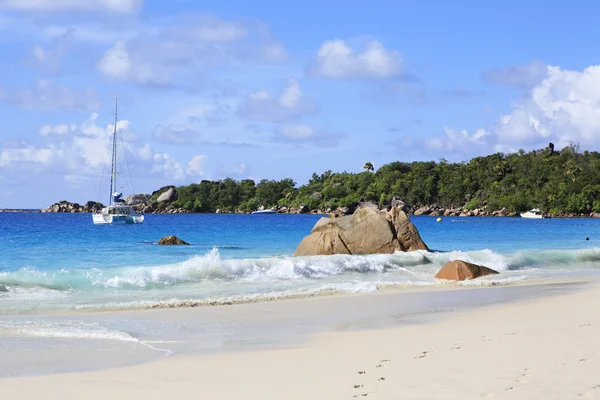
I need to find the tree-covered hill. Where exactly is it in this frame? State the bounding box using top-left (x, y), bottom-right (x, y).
top-left (151, 143), bottom-right (600, 215)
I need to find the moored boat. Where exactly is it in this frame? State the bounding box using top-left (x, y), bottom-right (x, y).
top-left (520, 208), bottom-right (545, 219)
top-left (92, 99), bottom-right (144, 225)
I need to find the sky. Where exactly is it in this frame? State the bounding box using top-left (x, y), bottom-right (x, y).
top-left (1, 0), bottom-right (600, 208)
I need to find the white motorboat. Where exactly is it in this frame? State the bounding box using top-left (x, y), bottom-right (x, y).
top-left (251, 206), bottom-right (277, 214)
top-left (92, 99), bottom-right (144, 225)
top-left (520, 208), bottom-right (545, 219)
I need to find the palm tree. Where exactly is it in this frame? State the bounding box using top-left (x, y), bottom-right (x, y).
top-left (363, 162), bottom-right (374, 172)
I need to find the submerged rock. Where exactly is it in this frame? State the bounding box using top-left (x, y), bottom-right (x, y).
top-left (294, 205), bottom-right (429, 256)
top-left (435, 260), bottom-right (499, 281)
top-left (157, 235), bottom-right (189, 245)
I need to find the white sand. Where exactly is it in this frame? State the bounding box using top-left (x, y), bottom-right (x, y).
top-left (1, 282), bottom-right (599, 399)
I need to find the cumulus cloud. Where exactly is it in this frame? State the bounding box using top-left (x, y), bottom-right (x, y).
top-left (96, 15), bottom-right (286, 87)
top-left (0, 0), bottom-right (143, 14)
top-left (307, 39), bottom-right (402, 79)
top-left (0, 80), bottom-right (101, 111)
top-left (273, 124), bottom-right (346, 148)
top-left (39, 123), bottom-right (76, 137)
top-left (186, 154), bottom-right (208, 177)
top-left (426, 126), bottom-right (490, 154)
top-left (431, 63), bottom-right (600, 157)
top-left (97, 40), bottom-right (170, 86)
top-left (483, 61), bottom-right (548, 89)
top-left (0, 113), bottom-right (184, 184)
top-left (237, 78), bottom-right (317, 122)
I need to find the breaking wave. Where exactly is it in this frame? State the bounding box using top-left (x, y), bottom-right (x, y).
top-left (1, 247), bottom-right (599, 311)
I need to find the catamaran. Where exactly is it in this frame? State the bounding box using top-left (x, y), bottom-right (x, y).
top-left (92, 99), bottom-right (144, 225)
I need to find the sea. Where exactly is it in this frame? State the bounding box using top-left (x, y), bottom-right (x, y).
top-left (1, 212), bottom-right (599, 376)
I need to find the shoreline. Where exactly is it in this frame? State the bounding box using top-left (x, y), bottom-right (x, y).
top-left (0, 276), bottom-right (595, 379)
top-left (1, 276), bottom-right (598, 398)
top-left (4, 208), bottom-right (600, 219)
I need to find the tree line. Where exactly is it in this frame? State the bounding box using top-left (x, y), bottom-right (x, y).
top-left (153, 144), bottom-right (600, 214)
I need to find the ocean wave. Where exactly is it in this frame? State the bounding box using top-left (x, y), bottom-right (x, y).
top-left (0, 247), bottom-right (598, 296)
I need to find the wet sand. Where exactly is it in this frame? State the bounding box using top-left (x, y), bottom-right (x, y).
top-left (1, 278), bottom-right (599, 398)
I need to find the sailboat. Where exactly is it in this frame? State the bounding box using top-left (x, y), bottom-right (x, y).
top-left (92, 99), bottom-right (144, 225)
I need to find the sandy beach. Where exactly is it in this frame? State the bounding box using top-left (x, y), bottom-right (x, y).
top-left (1, 279), bottom-right (599, 399)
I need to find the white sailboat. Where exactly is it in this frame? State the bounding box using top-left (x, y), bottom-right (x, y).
top-left (520, 208), bottom-right (545, 219)
top-left (92, 99), bottom-right (144, 225)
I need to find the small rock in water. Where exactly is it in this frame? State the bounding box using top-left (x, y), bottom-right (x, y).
top-left (157, 235), bottom-right (190, 245)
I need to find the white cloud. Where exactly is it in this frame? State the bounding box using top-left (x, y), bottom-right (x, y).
top-left (0, 113), bottom-right (185, 184)
top-left (433, 63), bottom-right (600, 157)
top-left (186, 155), bottom-right (208, 177)
top-left (0, 0), bottom-right (143, 14)
top-left (97, 40), bottom-right (170, 86)
top-left (151, 153), bottom-right (184, 181)
top-left (95, 15), bottom-right (286, 87)
top-left (492, 64), bottom-right (600, 149)
top-left (2, 80), bottom-right (100, 111)
top-left (39, 123), bottom-right (76, 136)
top-left (237, 78), bottom-right (317, 122)
top-left (426, 126), bottom-right (490, 153)
top-left (307, 39), bottom-right (402, 79)
top-left (274, 123), bottom-right (345, 148)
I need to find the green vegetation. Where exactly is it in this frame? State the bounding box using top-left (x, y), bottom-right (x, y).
top-left (157, 144), bottom-right (600, 214)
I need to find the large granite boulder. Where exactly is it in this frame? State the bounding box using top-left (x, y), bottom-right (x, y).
top-left (157, 188), bottom-right (177, 203)
top-left (157, 235), bottom-right (189, 245)
top-left (125, 194), bottom-right (150, 206)
top-left (294, 206), bottom-right (429, 256)
top-left (435, 260), bottom-right (499, 281)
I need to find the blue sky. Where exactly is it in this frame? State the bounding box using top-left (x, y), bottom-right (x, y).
top-left (1, 0), bottom-right (600, 208)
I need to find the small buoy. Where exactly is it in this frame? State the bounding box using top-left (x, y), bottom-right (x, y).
top-left (436, 217), bottom-right (442, 223)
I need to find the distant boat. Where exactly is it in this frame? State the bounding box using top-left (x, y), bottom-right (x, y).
top-left (92, 99), bottom-right (144, 225)
top-left (520, 208), bottom-right (545, 219)
top-left (252, 206), bottom-right (277, 215)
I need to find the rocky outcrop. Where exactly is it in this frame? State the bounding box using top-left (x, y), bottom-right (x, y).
top-left (294, 206), bottom-right (429, 256)
top-left (434, 260), bottom-right (499, 281)
top-left (125, 194), bottom-right (150, 206)
top-left (157, 235), bottom-right (189, 245)
top-left (41, 200), bottom-right (103, 213)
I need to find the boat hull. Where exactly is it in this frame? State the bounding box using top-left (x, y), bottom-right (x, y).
top-left (92, 206), bottom-right (144, 225)
top-left (251, 210), bottom-right (277, 214)
top-left (520, 212), bottom-right (544, 219)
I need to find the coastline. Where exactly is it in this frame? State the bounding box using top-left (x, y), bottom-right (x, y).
top-left (4, 205), bottom-right (600, 218)
top-left (1, 277), bottom-right (598, 398)
top-left (0, 276), bottom-right (597, 385)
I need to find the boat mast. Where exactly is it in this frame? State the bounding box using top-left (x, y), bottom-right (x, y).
top-left (109, 98), bottom-right (118, 206)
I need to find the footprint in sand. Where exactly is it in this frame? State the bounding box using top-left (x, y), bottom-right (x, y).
top-left (451, 343), bottom-right (462, 350)
top-left (358, 371), bottom-right (367, 374)
top-left (580, 324), bottom-right (591, 327)
top-left (354, 384), bottom-right (364, 389)
top-left (375, 364), bottom-right (382, 368)
top-left (414, 351), bottom-right (430, 359)
top-left (381, 359), bottom-right (391, 362)
top-left (378, 377), bottom-right (386, 381)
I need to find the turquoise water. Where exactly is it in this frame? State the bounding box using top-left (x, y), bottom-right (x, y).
top-left (1, 212), bottom-right (600, 314)
top-left (1, 212), bottom-right (600, 376)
